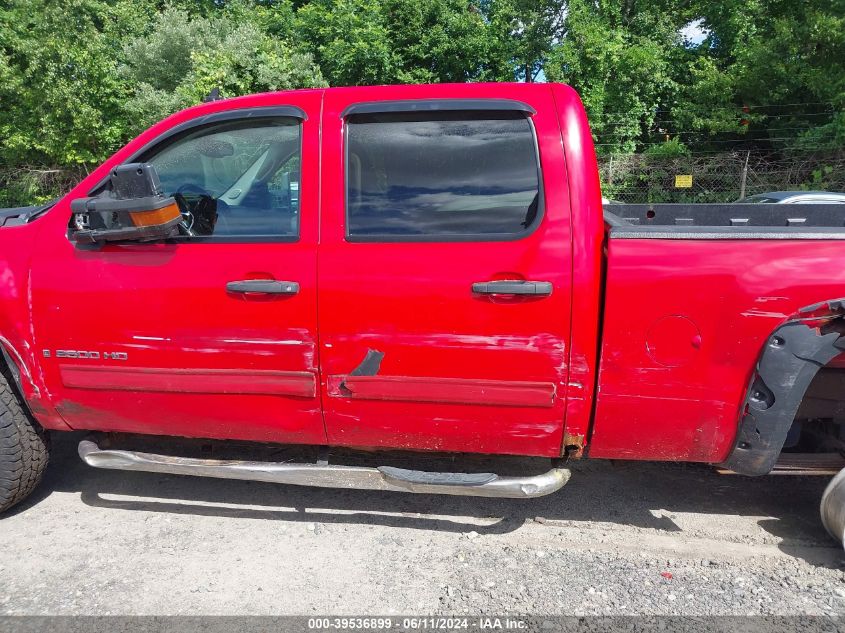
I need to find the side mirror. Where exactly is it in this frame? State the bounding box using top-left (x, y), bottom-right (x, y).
top-left (70, 163), bottom-right (182, 244)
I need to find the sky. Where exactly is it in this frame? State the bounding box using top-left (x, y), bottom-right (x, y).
top-left (681, 19), bottom-right (709, 46)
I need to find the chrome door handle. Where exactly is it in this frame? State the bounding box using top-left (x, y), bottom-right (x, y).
top-left (226, 280), bottom-right (300, 295)
top-left (471, 280), bottom-right (553, 296)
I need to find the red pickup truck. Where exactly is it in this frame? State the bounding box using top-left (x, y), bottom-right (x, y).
top-left (3, 83), bottom-right (845, 538)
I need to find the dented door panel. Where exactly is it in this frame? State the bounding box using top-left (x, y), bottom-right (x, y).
top-left (318, 84), bottom-right (573, 457)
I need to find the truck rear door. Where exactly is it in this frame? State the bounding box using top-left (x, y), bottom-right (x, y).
top-left (318, 85), bottom-right (573, 457)
top-left (30, 92), bottom-right (326, 445)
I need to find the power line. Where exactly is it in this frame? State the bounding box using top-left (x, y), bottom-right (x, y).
top-left (594, 127), bottom-right (833, 140)
top-left (593, 111), bottom-right (839, 125)
top-left (740, 102), bottom-right (838, 110)
top-left (594, 136), bottom-right (826, 147)
top-left (596, 148), bottom-right (845, 157)
top-left (592, 102), bottom-right (838, 117)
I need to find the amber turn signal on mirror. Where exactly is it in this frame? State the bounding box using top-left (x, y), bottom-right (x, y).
top-left (128, 201), bottom-right (182, 227)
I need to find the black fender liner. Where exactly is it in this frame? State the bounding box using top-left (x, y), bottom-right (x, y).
top-left (0, 345), bottom-right (22, 390)
top-left (720, 318), bottom-right (845, 476)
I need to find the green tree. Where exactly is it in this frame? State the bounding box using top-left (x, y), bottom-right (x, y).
top-left (545, 0), bottom-right (688, 152)
top-left (1, 0), bottom-right (843, 207)
top-left (295, 0), bottom-right (399, 85)
top-left (484, 0), bottom-right (566, 82)
top-left (698, 0), bottom-right (845, 150)
top-left (294, 0), bottom-right (499, 85)
top-left (0, 0), bottom-right (132, 165)
top-left (380, 0), bottom-right (498, 83)
top-left (121, 6), bottom-right (326, 133)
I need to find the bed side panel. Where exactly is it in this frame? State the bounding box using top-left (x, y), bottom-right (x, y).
top-left (590, 237), bottom-right (845, 462)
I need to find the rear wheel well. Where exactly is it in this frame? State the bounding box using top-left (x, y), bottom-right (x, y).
top-left (720, 316), bottom-right (845, 475)
top-left (786, 365), bottom-right (845, 463)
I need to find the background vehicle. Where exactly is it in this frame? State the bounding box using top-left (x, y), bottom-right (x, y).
top-left (3, 83), bottom-right (845, 544)
top-left (741, 191), bottom-right (845, 204)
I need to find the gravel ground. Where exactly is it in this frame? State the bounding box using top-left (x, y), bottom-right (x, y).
top-left (1, 431), bottom-right (844, 616)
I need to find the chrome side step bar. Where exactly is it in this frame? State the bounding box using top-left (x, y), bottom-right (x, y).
top-left (78, 440), bottom-right (570, 498)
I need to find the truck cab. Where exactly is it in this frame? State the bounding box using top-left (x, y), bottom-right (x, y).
top-left (11, 83), bottom-right (601, 459)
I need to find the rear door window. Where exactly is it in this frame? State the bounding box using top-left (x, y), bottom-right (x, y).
top-left (345, 112), bottom-right (541, 241)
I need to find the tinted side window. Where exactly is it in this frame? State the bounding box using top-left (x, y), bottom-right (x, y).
top-left (144, 117), bottom-right (301, 239)
top-left (346, 112), bottom-right (541, 240)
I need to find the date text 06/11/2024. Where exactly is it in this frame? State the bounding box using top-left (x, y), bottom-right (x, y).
top-left (306, 617), bottom-right (528, 630)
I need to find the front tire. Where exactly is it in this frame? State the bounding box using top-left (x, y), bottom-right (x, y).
top-left (0, 367), bottom-right (49, 514)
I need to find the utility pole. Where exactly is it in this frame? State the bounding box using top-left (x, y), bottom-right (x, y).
top-left (739, 150), bottom-right (751, 200)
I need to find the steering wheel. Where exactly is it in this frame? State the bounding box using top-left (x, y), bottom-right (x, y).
top-left (174, 184), bottom-right (213, 233)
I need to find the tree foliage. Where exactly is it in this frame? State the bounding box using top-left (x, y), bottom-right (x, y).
top-left (0, 0), bottom-right (132, 165)
top-left (0, 0), bottom-right (842, 205)
top-left (122, 7), bottom-right (325, 132)
top-left (295, 0), bottom-right (501, 85)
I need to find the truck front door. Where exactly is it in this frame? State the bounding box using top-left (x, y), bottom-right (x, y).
top-left (30, 93), bottom-right (326, 445)
top-left (318, 85), bottom-right (573, 457)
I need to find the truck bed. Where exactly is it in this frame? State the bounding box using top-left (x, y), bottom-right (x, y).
top-left (591, 202), bottom-right (845, 465)
top-left (605, 203), bottom-right (845, 239)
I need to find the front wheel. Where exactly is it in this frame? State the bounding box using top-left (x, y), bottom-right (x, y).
top-left (0, 367), bottom-right (49, 514)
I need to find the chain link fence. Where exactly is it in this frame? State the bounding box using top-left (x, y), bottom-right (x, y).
top-left (598, 150), bottom-right (845, 203)
top-left (2, 150), bottom-right (845, 208)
